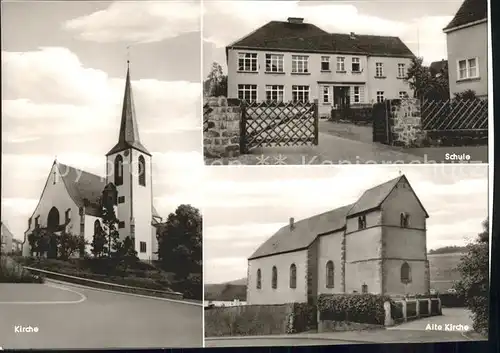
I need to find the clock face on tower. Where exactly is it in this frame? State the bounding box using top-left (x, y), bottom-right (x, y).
top-left (124, 150), bottom-right (129, 156)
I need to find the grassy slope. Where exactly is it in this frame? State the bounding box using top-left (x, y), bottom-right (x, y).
top-left (205, 253), bottom-right (466, 300)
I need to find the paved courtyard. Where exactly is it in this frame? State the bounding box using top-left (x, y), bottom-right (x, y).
top-left (205, 121), bottom-right (487, 165)
top-left (0, 280), bottom-right (203, 349)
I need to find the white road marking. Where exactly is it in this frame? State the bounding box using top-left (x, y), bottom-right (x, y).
top-left (0, 283), bottom-right (87, 305)
top-left (45, 278), bottom-right (203, 307)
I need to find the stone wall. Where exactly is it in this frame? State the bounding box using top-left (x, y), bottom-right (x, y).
top-left (203, 96), bottom-right (241, 159)
top-left (389, 98), bottom-right (426, 147)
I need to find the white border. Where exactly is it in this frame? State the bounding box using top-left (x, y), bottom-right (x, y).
top-left (200, 0), bottom-right (206, 348)
top-left (487, 0), bottom-right (493, 276)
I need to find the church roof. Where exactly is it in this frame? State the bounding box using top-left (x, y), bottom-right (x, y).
top-left (248, 175), bottom-right (428, 260)
top-left (106, 64), bottom-right (151, 157)
top-left (57, 162), bottom-right (161, 219)
top-left (248, 204), bottom-right (353, 260)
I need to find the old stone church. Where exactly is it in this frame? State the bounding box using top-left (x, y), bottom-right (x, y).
top-left (247, 175), bottom-right (431, 305)
top-left (21, 64), bottom-right (162, 261)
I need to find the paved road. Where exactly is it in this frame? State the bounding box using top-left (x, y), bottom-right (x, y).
top-left (0, 280), bottom-right (203, 349)
top-left (206, 308), bottom-right (485, 348)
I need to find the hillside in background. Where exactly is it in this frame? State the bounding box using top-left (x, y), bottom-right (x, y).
top-left (205, 250), bottom-right (467, 300)
top-left (205, 278), bottom-right (246, 301)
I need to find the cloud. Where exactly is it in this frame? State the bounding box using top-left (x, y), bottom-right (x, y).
top-left (64, 1), bottom-right (201, 44)
top-left (203, 1), bottom-right (452, 64)
top-left (2, 47), bottom-right (200, 142)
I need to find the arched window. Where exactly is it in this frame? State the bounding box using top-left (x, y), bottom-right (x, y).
top-left (114, 155), bottom-right (123, 186)
top-left (47, 207), bottom-right (60, 230)
top-left (289, 264), bottom-right (297, 289)
top-left (271, 266), bottom-right (278, 289)
top-left (94, 220), bottom-right (101, 235)
top-left (326, 261), bottom-right (334, 288)
top-left (400, 212), bottom-right (409, 228)
top-left (401, 262), bottom-right (411, 283)
top-left (256, 269), bottom-right (261, 289)
top-left (138, 155), bottom-right (146, 187)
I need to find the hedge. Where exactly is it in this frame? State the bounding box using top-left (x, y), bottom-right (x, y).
top-left (318, 294), bottom-right (388, 325)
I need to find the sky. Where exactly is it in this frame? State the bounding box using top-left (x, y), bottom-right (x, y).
top-left (1, 1), bottom-right (203, 240)
top-left (203, 165), bottom-right (489, 284)
top-left (203, 0), bottom-right (464, 76)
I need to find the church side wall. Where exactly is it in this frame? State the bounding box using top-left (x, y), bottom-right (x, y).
top-left (247, 250), bottom-right (308, 305)
top-left (381, 178), bottom-right (429, 294)
top-left (84, 215), bottom-right (101, 255)
top-left (317, 229), bottom-right (344, 295)
top-left (131, 149), bottom-right (153, 261)
top-left (23, 163), bottom-right (80, 256)
top-left (344, 211), bottom-right (383, 294)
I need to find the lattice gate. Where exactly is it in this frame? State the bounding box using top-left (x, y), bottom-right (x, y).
top-left (240, 100), bottom-right (319, 153)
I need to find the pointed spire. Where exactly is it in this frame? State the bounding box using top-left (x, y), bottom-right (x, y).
top-left (106, 61), bottom-right (150, 156)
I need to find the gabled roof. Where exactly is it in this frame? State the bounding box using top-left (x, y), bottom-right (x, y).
top-left (429, 60), bottom-right (448, 76)
top-left (249, 175), bottom-right (429, 260)
top-left (106, 64), bottom-right (151, 157)
top-left (58, 163), bottom-right (106, 217)
top-left (443, 0), bottom-right (487, 32)
top-left (228, 20), bottom-right (414, 58)
top-left (248, 204), bottom-right (353, 260)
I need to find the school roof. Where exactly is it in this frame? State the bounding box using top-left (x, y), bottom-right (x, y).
top-left (228, 20), bottom-right (415, 58)
top-left (443, 0), bottom-right (487, 32)
top-left (248, 175), bottom-right (428, 260)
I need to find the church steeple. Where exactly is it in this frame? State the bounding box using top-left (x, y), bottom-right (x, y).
top-left (106, 61), bottom-right (151, 156)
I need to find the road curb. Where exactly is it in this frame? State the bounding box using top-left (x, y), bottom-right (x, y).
top-left (41, 278), bottom-right (203, 307)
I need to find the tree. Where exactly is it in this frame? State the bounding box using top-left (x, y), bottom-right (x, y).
top-left (157, 204), bottom-right (202, 281)
top-left (405, 57), bottom-right (449, 101)
top-left (454, 218), bottom-right (489, 335)
top-left (91, 223), bottom-right (107, 258)
top-left (58, 231), bottom-right (86, 260)
top-left (204, 62), bottom-right (227, 97)
top-left (100, 187), bottom-right (121, 258)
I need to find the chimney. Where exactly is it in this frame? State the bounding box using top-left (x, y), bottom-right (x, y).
top-left (287, 17), bottom-right (304, 24)
top-left (350, 32), bottom-right (356, 39)
top-left (289, 217), bottom-right (295, 230)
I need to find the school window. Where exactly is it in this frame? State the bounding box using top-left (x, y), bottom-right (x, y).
top-left (140, 241), bottom-right (146, 253)
top-left (321, 56), bottom-right (330, 71)
top-left (265, 54), bottom-right (284, 72)
top-left (118, 196), bottom-right (125, 204)
top-left (118, 221), bottom-right (125, 229)
top-left (376, 91), bottom-right (385, 103)
top-left (292, 85), bottom-right (310, 103)
top-left (398, 63), bottom-right (406, 78)
top-left (237, 84), bottom-right (257, 103)
top-left (322, 86), bottom-right (331, 104)
top-left (265, 85), bottom-right (284, 102)
top-left (399, 91), bottom-right (408, 99)
top-left (358, 215), bottom-right (366, 230)
top-left (458, 58), bottom-right (478, 79)
top-left (291, 55), bottom-right (309, 73)
top-left (238, 52), bottom-right (258, 72)
top-left (336, 57), bottom-right (345, 72)
top-left (353, 86), bottom-right (360, 103)
top-left (352, 57), bottom-right (361, 72)
top-left (375, 62), bottom-right (384, 77)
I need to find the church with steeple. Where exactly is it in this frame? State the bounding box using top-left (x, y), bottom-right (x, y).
top-left (22, 63), bottom-right (162, 261)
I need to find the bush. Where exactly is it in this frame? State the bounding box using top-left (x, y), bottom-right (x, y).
top-left (391, 302), bottom-right (404, 321)
top-left (287, 303), bottom-right (317, 333)
top-left (171, 272), bottom-right (202, 300)
top-left (0, 257), bottom-right (45, 284)
top-left (318, 294), bottom-right (388, 325)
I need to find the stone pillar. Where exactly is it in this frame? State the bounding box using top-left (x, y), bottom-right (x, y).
top-left (203, 96), bottom-right (241, 159)
top-left (383, 301), bottom-right (395, 327)
top-left (389, 98), bottom-right (425, 147)
top-left (402, 300), bottom-right (408, 322)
